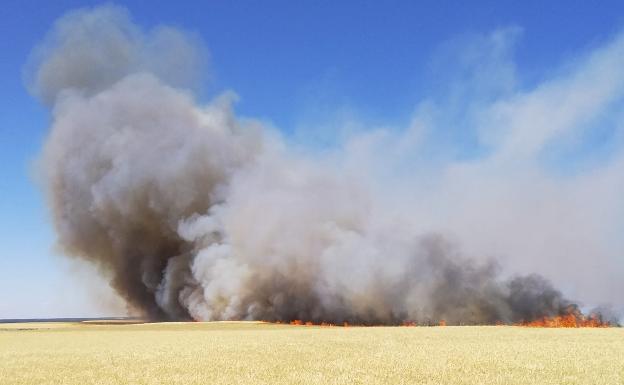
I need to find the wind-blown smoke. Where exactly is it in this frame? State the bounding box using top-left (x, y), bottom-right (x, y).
top-left (30, 5), bottom-right (623, 324)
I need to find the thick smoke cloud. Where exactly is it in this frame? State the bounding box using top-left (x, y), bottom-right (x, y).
top-left (30, 5), bottom-right (623, 323)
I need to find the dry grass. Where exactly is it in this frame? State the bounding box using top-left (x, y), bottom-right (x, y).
top-left (0, 321), bottom-right (622, 384)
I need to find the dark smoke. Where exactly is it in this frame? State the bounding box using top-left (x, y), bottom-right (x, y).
top-left (28, 5), bottom-right (617, 324)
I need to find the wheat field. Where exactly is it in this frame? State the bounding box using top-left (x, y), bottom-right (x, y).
top-left (0, 321), bottom-right (622, 385)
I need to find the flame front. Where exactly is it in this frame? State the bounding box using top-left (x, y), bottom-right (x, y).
top-left (278, 307), bottom-right (615, 328)
top-left (515, 307), bottom-right (612, 328)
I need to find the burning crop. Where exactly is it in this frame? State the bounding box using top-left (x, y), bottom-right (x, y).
top-left (516, 306), bottom-right (614, 328)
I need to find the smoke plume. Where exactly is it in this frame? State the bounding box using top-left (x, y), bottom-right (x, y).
top-left (29, 5), bottom-right (623, 324)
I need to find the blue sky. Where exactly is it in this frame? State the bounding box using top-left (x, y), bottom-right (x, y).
top-left (2, 1), bottom-right (624, 318)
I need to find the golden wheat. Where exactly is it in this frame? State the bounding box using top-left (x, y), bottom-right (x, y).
top-left (0, 322), bottom-right (622, 384)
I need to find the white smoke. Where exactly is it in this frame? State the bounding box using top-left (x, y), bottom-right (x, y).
top-left (25, 5), bottom-right (206, 106)
top-left (29, 5), bottom-right (624, 323)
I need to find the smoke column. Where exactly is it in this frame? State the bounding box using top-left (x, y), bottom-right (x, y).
top-left (28, 5), bottom-right (623, 324)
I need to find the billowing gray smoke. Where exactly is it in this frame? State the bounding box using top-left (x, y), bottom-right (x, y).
top-left (29, 5), bottom-right (618, 324)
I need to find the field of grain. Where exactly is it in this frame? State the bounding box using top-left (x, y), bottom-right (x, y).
top-left (0, 321), bottom-right (622, 385)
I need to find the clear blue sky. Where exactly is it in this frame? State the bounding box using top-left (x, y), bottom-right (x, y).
top-left (1, 1), bottom-right (624, 318)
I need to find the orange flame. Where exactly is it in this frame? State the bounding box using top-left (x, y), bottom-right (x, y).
top-left (279, 309), bottom-right (613, 328)
top-left (515, 307), bottom-right (611, 328)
